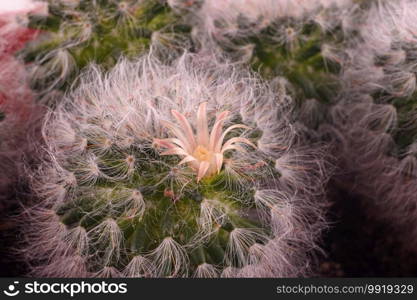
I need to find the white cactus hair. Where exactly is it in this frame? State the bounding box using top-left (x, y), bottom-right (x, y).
top-left (0, 11), bottom-right (44, 207)
top-left (1, 10), bottom-right (44, 280)
top-left (323, 97), bottom-right (417, 251)
top-left (169, 0), bottom-right (356, 57)
top-left (147, 237), bottom-right (189, 277)
top-left (21, 51), bottom-right (328, 277)
top-left (23, 0), bottom-right (190, 98)
top-left (341, 0), bottom-right (417, 99)
top-left (123, 255), bottom-right (155, 278)
top-left (20, 208), bottom-right (90, 277)
top-left (193, 262), bottom-right (219, 278)
top-left (29, 47), bottom-right (77, 94)
top-left (317, 0), bottom-right (417, 252)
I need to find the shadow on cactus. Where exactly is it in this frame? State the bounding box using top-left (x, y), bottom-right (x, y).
top-left (22, 53), bottom-right (327, 277)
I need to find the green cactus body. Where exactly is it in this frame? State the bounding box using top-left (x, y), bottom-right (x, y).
top-left (248, 20), bottom-right (340, 105)
top-left (239, 18), bottom-right (343, 132)
top-left (55, 127), bottom-right (273, 276)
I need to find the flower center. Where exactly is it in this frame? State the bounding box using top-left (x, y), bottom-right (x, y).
top-left (193, 145), bottom-right (212, 162)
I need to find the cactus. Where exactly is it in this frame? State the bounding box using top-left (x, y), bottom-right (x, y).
top-left (0, 1), bottom-right (46, 276)
top-left (23, 0), bottom-right (190, 98)
top-left (339, 0), bottom-right (417, 151)
top-left (22, 53), bottom-right (327, 277)
top-left (320, 0), bottom-right (417, 251)
top-left (169, 0), bottom-right (358, 131)
top-left (0, 1), bottom-right (45, 203)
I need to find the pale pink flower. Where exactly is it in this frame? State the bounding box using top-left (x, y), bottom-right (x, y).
top-left (153, 102), bottom-right (256, 182)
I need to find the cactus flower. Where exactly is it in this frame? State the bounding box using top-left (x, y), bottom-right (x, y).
top-left (153, 102), bottom-right (255, 182)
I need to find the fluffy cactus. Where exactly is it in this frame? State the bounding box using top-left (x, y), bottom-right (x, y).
top-left (0, 0), bottom-right (46, 276)
top-left (321, 0), bottom-right (417, 250)
top-left (340, 0), bottom-right (417, 151)
top-left (22, 53), bottom-right (327, 277)
top-left (0, 0), bottom-right (46, 203)
top-left (170, 0), bottom-right (356, 120)
top-left (23, 0), bottom-right (190, 97)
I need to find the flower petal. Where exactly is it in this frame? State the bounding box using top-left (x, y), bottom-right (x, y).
top-left (171, 109), bottom-right (196, 148)
top-left (214, 153), bottom-right (223, 173)
top-left (221, 144), bottom-right (246, 154)
top-left (197, 161), bottom-right (210, 182)
top-left (178, 156), bottom-right (197, 165)
top-left (160, 120), bottom-right (193, 153)
top-left (196, 102), bottom-right (210, 147)
top-left (163, 138), bottom-right (189, 151)
top-left (153, 138), bottom-right (176, 149)
top-left (161, 147), bottom-right (189, 157)
top-left (221, 137), bottom-right (257, 153)
top-left (209, 110), bottom-right (229, 150)
top-left (215, 124), bottom-right (251, 153)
